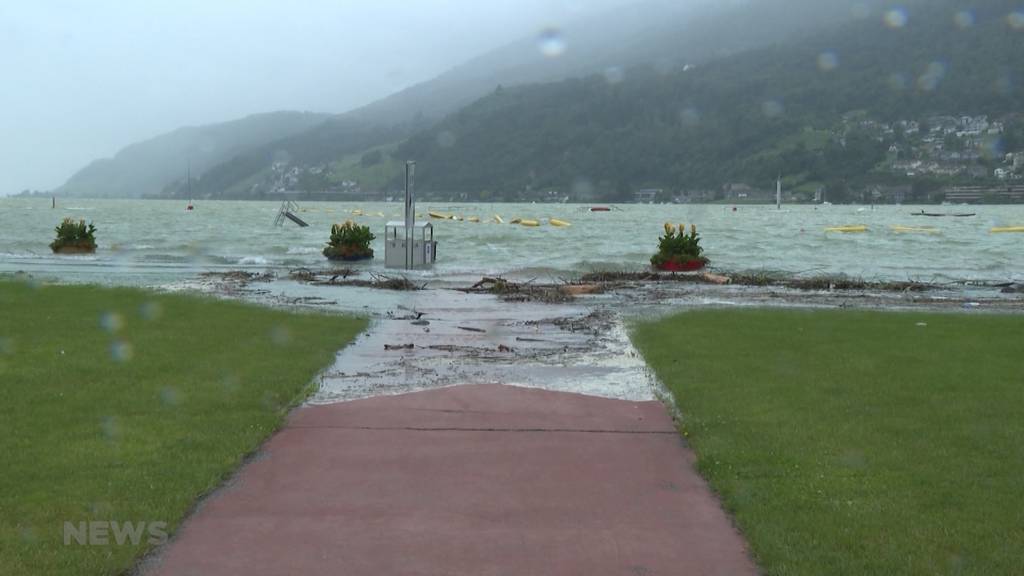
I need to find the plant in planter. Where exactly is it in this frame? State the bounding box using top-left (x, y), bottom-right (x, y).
top-left (651, 223), bottom-right (709, 272)
top-left (50, 218), bottom-right (98, 254)
top-left (323, 220), bottom-right (375, 261)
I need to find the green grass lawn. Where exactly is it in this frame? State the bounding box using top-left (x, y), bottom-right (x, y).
top-left (633, 309), bottom-right (1024, 576)
top-left (0, 280), bottom-right (367, 575)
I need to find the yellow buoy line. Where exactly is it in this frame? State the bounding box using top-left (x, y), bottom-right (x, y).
top-left (306, 208), bottom-right (1023, 235)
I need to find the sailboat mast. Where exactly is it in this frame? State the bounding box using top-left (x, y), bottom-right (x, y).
top-left (776, 176), bottom-right (782, 210)
top-left (187, 160), bottom-right (192, 200)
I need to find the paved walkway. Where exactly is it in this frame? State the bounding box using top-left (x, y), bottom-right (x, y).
top-left (143, 385), bottom-right (756, 575)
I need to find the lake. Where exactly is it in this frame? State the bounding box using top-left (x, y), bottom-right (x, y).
top-left (2, 198), bottom-right (1022, 287)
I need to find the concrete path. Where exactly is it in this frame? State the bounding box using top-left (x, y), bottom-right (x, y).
top-left (143, 385), bottom-right (756, 576)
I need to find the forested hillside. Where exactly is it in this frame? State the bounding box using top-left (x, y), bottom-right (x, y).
top-left (398, 0), bottom-right (1024, 200)
top-left (57, 112), bottom-right (330, 198)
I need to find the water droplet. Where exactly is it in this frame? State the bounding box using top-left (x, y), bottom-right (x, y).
top-left (1009, 11), bottom-right (1024, 29)
top-left (887, 73), bottom-right (908, 91)
top-left (679, 106), bottom-right (701, 127)
top-left (817, 51), bottom-right (839, 72)
top-left (270, 326), bottom-right (292, 346)
top-left (139, 301), bottom-right (163, 321)
top-left (436, 131), bottom-right (456, 148)
top-left (994, 73), bottom-right (1013, 96)
top-left (761, 100), bottom-right (784, 118)
top-left (953, 10), bottom-right (974, 28)
top-left (537, 27), bottom-right (566, 58)
top-left (99, 312), bottom-right (124, 334)
top-left (571, 177), bottom-right (594, 198)
top-left (850, 3), bottom-right (871, 19)
top-left (917, 61), bottom-right (946, 91)
top-left (981, 136), bottom-right (1004, 159)
top-left (19, 525), bottom-right (37, 544)
top-left (110, 341), bottom-right (134, 363)
top-left (603, 66), bottom-right (624, 85)
top-left (160, 387), bottom-right (182, 407)
top-left (221, 372), bottom-right (241, 394)
top-left (100, 416), bottom-right (121, 442)
top-left (884, 9), bottom-right (908, 28)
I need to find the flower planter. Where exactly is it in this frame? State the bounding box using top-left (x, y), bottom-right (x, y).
top-left (656, 260), bottom-right (706, 272)
top-left (51, 244), bottom-right (96, 255)
top-left (323, 245), bottom-right (374, 262)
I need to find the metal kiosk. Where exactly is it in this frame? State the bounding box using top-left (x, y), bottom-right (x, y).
top-left (384, 221), bottom-right (436, 269)
top-left (384, 161), bottom-right (437, 270)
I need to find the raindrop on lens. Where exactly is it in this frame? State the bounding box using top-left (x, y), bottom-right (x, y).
top-left (537, 27), bottom-right (566, 58)
top-left (994, 74), bottom-right (1013, 96)
top-left (884, 9), bottom-right (908, 28)
top-left (953, 11), bottom-right (974, 28)
top-left (761, 100), bottom-right (784, 118)
top-left (571, 177), bottom-right (594, 198)
top-left (160, 387), bottom-right (182, 407)
top-left (100, 416), bottom-right (121, 442)
top-left (850, 3), bottom-right (871, 19)
top-left (917, 61), bottom-right (946, 91)
top-left (887, 73), bottom-right (908, 91)
top-left (19, 526), bottom-right (37, 544)
top-left (270, 326), bottom-right (292, 346)
top-left (603, 66), bottom-right (624, 84)
top-left (1009, 11), bottom-right (1024, 29)
top-left (110, 341), bottom-right (134, 363)
top-left (679, 107), bottom-right (701, 127)
top-left (139, 301), bottom-right (163, 321)
top-left (436, 131), bottom-right (456, 148)
top-left (99, 312), bottom-right (124, 334)
top-left (817, 52), bottom-right (839, 72)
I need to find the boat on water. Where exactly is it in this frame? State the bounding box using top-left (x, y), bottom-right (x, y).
top-left (590, 207), bottom-right (612, 212)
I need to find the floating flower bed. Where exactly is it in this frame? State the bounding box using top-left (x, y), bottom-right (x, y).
top-left (651, 222), bottom-right (708, 272)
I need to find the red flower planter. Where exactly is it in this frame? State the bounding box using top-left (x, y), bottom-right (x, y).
top-left (656, 260), bottom-right (706, 272)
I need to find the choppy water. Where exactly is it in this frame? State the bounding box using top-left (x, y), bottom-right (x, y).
top-left (2, 197), bottom-right (1022, 286)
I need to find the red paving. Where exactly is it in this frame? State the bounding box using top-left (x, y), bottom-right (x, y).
top-left (143, 385), bottom-right (757, 576)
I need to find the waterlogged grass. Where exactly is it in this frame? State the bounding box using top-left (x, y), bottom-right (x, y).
top-left (633, 309), bottom-right (1024, 576)
top-left (0, 280), bottom-right (367, 575)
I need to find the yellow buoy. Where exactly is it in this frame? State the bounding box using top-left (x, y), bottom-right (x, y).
top-left (494, 215), bottom-right (504, 224)
top-left (891, 225), bottom-right (939, 234)
top-left (467, 216), bottom-right (481, 223)
top-left (428, 211), bottom-right (448, 220)
top-left (549, 218), bottom-right (572, 228)
top-left (991, 226), bottom-right (1024, 233)
top-left (351, 209), bottom-right (364, 216)
top-left (825, 225), bottom-right (869, 233)
top-left (519, 219), bottom-right (541, 227)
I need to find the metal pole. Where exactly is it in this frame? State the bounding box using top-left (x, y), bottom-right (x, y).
top-left (405, 161), bottom-right (416, 270)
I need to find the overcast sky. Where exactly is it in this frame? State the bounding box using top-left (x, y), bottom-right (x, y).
top-left (0, 0), bottom-right (639, 194)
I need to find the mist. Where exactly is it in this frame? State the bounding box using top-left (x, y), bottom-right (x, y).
top-left (0, 0), bottom-right (646, 195)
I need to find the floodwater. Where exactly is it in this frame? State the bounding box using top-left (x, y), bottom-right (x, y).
top-left (3, 197), bottom-right (1023, 287)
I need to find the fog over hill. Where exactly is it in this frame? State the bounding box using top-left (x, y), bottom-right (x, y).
top-left (2, 0), bottom-right (638, 195)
